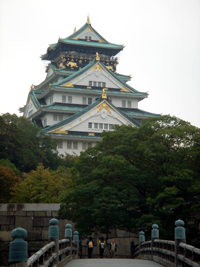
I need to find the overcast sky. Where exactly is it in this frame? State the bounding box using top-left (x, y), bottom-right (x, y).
top-left (0, 0), bottom-right (199, 127)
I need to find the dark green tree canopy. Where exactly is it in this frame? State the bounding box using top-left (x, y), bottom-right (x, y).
top-left (59, 116), bottom-right (200, 244)
top-left (0, 113), bottom-right (60, 172)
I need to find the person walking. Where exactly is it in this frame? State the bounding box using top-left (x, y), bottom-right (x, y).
top-left (86, 236), bottom-right (94, 258)
top-left (109, 239), bottom-right (117, 258)
top-left (98, 237), bottom-right (106, 258)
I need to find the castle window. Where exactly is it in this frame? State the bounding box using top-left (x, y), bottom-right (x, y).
top-left (102, 82), bottom-right (106, 87)
top-left (94, 123), bottom-right (98, 129)
top-left (82, 142), bottom-right (87, 150)
top-left (58, 141), bottom-right (63, 149)
top-left (73, 142), bottom-right (78, 150)
top-left (88, 98), bottom-right (92, 104)
top-left (122, 100), bottom-right (126, 107)
top-left (67, 141), bottom-right (72, 149)
top-left (82, 97), bottom-right (86, 104)
top-left (59, 115), bottom-right (63, 121)
top-left (44, 118), bottom-right (47, 127)
top-left (50, 96), bottom-right (53, 104)
top-left (53, 114), bottom-right (57, 121)
top-left (88, 122), bottom-right (92, 128)
top-left (99, 123), bottom-right (103, 129)
top-left (88, 143), bottom-right (92, 148)
top-left (62, 95), bottom-right (66, 103)
top-left (93, 81), bottom-right (97, 87)
top-left (127, 101), bottom-right (131, 108)
top-left (68, 96), bottom-right (72, 103)
top-left (89, 36), bottom-right (92, 40)
top-left (104, 124), bottom-right (108, 130)
top-left (109, 124), bottom-right (113, 130)
top-left (89, 81), bottom-right (92, 86)
top-left (98, 82), bottom-right (101, 87)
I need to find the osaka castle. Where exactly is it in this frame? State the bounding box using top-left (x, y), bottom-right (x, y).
top-left (20, 16), bottom-right (159, 155)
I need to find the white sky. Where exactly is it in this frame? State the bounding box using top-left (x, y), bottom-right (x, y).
top-left (0, 0), bottom-right (199, 127)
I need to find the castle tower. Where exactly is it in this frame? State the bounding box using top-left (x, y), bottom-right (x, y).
top-left (20, 17), bottom-right (159, 155)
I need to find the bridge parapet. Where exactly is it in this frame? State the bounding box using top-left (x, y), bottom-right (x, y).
top-left (133, 219), bottom-right (200, 267)
top-left (8, 219), bottom-right (80, 267)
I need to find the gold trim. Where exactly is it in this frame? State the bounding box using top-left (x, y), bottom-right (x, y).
top-left (120, 87), bottom-right (131, 92)
top-left (88, 133), bottom-right (95, 136)
top-left (63, 82), bottom-right (74, 87)
top-left (98, 40), bottom-right (103, 43)
top-left (89, 113), bottom-right (91, 116)
top-left (94, 102), bottom-right (114, 114)
top-left (92, 64), bottom-right (103, 72)
top-left (86, 27), bottom-right (92, 32)
top-left (96, 52), bottom-right (100, 61)
top-left (106, 65), bottom-right (113, 71)
top-left (70, 124), bottom-right (72, 127)
top-left (87, 15), bottom-right (91, 24)
top-left (72, 37), bottom-right (78, 40)
top-left (102, 88), bottom-right (107, 99)
top-left (74, 27), bottom-right (76, 33)
top-left (87, 86), bottom-right (92, 89)
top-left (29, 84), bottom-right (34, 92)
top-left (50, 126), bottom-right (68, 134)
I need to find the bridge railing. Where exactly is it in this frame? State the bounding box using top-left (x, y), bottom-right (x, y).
top-left (8, 219), bottom-right (80, 267)
top-left (133, 220), bottom-right (200, 267)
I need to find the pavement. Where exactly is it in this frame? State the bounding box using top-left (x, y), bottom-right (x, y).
top-left (65, 259), bottom-right (163, 267)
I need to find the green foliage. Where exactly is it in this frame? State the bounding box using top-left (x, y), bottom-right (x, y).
top-left (11, 164), bottom-right (71, 203)
top-left (0, 159), bottom-right (20, 175)
top-left (59, 116), bottom-right (200, 243)
top-left (0, 165), bottom-right (22, 203)
top-left (0, 113), bottom-right (60, 172)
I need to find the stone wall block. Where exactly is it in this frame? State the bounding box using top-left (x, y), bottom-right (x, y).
top-left (117, 229), bottom-right (131, 237)
top-left (35, 211), bottom-right (46, 217)
top-left (0, 216), bottom-right (15, 225)
top-left (14, 211), bottom-right (27, 216)
top-left (15, 216), bottom-right (33, 231)
top-left (42, 227), bottom-right (49, 240)
top-left (107, 228), bottom-right (117, 238)
top-left (33, 217), bottom-right (49, 227)
top-left (0, 231), bottom-right (12, 241)
top-left (46, 210), bottom-right (51, 217)
top-left (33, 217), bottom-right (44, 227)
top-left (26, 211), bottom-right (34, 217)
top-left (0, 211), bottom-right (7, 215)
top-left (27, 229), bottom-right (42, 241)
top-left (51, 211), bottom-right (58, 217)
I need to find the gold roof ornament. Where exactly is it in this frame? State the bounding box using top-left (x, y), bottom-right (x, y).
top-left (29, 84), bottom-right (34, 92)
top-left (102, 88), bottom-right (107, 99)
top-left (87, 15), bottom-right (91, 24)
top-left (74, 27), bottom-right (76, 33)
top-left (96, 52), bottom-right (100, 61)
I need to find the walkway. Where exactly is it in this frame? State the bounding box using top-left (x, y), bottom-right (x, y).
top-left (65, 259), bottom-right (163, 267)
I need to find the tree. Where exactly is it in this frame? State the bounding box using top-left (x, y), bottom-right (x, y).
top-left (0, 113), bottom-right (60, 172)
top-left (59, 116), bottom-right (200, 243)
top-left (11, 164), bottom-right (71, 203)
top-left (0, 165), bottom-right (22, 203)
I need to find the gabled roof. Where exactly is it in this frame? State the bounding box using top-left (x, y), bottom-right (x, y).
top-left (65, 22), bottom-right (108, 43)
top-left (42, 97), bottom-right (140, 135)
top-left (51, 58), bottom-right (147, 96)
top-left (41, 20), bottom-right (123, 60)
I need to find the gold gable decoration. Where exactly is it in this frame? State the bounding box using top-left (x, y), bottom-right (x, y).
top-left (63, 82), bottom-right (74, 87)
top-left (50, 127), bottom-right (68, 134)
top-left (92, 64), bottom-right (103, 73)
top-left (120, 86), bottom-right (131, 92)
top-left (94, 102), bottom-right (114, 114)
